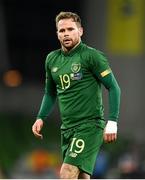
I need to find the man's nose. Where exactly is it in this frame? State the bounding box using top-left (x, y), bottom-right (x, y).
top-left (64, 30), bottom-right (69, 36)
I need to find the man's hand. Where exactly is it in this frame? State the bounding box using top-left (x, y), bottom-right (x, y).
top-left (103, 120), bottom-right (117, 143)
top-left (32, 119), bottom-right (44, 139)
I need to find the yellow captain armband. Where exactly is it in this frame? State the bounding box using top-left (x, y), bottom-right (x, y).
top-left (100, 69), bottom-right (111, 77)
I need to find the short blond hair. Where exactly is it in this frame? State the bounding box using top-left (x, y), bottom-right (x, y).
top-left (55, 11), bottom-right (82, 28)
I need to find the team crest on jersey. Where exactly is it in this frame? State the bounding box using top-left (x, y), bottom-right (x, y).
top-left (51, 67), bottom-right (58, 73)
top-left (71, 63), bottom-right (81, 73)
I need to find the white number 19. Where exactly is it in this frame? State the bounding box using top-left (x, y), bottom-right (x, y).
top-left (70, 138), bottom-right (85, 154)
top-left (59, 74), bottom-right (70, 90)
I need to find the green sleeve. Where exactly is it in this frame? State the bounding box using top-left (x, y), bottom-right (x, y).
top-left (88, 49), bottom-right (121, 121)
top-left (99, 72), bottom-right (121, 122)
top-left (37, 56), bottom-right (57, 121)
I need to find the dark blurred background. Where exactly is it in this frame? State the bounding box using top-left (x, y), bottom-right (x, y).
top-left (0, 0), bottom-right (145, 178)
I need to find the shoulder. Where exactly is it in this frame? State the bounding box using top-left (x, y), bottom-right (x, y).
top-left (81, 43), bottom-right (108, 63)
top-left (86, 45), bottom-right (106, 58)
top-left (45, 49), bottom-right (61, 67)
top-left (46, 49), bottom-right (60, 62)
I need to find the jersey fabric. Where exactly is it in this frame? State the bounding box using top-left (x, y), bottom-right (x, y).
top-left (37, 41), bottom-right (120, 129)
top-left (61, 120), bottom-right (105, 175)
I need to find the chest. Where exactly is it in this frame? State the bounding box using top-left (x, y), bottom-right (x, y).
top-left (49, 55), bottom-right (87, 90)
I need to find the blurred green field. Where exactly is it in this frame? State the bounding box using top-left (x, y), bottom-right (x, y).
top-left (0, 113), bottom-right (60, 171)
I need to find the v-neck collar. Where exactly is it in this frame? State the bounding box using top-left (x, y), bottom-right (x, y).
top-left (61, 41), bottom-right (83, 56)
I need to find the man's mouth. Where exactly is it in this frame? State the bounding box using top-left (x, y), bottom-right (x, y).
top-left (63, 39), bottom-right (71, 43)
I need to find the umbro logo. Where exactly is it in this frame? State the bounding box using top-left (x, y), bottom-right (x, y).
top-left (51, 67), bottom-right (58, 72)
top-left (69, 152), bottom-right (78, 158)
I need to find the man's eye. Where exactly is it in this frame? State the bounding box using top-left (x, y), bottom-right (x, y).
top-left (68, 28), bottom-right (74, 31)
top-left (59, 29), bottom-right (65, 33)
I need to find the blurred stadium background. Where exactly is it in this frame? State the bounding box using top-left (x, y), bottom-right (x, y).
top-left (0, 0), bottom-right (145, 178)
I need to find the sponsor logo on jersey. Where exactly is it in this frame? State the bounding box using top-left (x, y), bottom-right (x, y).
top-left (70, 73), bottom-right (82, 80)
top-left (71, 63), bottom-right (81, 73)
top-left (51, 67), bottom-right (58, 72)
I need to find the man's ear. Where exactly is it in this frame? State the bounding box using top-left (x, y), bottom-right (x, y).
top-left (56, 30), bottom-right (60, 40)
top-left (79, 27), bottom-right (83, 37)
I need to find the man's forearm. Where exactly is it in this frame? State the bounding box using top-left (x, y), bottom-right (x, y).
top-left (100, 72), bottom-right (121, 121)
top-left (37, 93), bottom-right (56, 121)
top-left (108, 81), bottom-right (121, 121)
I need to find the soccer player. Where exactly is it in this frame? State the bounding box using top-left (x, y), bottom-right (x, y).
top-left (32, 11), bottom-right (121, 179)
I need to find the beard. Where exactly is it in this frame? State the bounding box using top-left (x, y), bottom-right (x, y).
top-left (61, 38), bottom-right (79, 51)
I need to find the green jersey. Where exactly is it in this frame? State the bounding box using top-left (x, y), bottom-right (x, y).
top-left (43, 42), bottom-right (116, 129)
